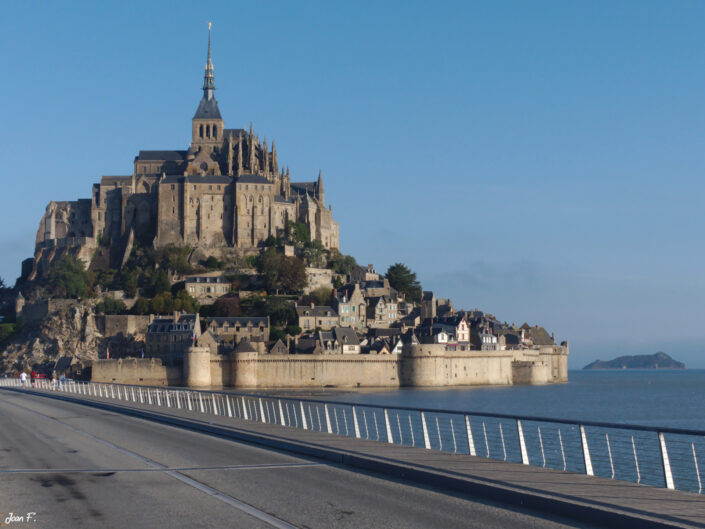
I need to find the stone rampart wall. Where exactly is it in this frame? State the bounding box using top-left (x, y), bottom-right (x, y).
top-left (92, 358), bottom-right (181, 386)
top-left (92, 345), bottom-right (569, 388)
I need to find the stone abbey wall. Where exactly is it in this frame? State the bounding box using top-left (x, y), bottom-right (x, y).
top-left (95, 344), bottom-right (569, 389)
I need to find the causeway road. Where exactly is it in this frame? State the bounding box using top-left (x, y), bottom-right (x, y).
top-left (0, 390), bottom-right (599, 529)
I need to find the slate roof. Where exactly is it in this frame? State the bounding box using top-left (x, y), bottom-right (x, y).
top-left (224, 128), bottom-right (247, 138)
top-left (274, 195), bottom-right (295, 204)
top-left (208, 317), bottom-right (269, 328)
top-left (290, 182), bottom-right (316, 195)
top-left (296, 305), bottom-right (338, 318)
top-left (161, 175), bottom-right (232, 185)
top-left (237, 174), bottom-right (272, 185)
top-left (193, 97), bottom-right (222, 120)
top-left (297, 338), bottom-right (317, 354)
top-left (185, 276), bottom-right (229, 284)
top-left (234, 340), bottom-right (257, 353)
top-left (137, 150), bottom-right (187, 162)
top-left (333, 327), bottom-right (359, 346)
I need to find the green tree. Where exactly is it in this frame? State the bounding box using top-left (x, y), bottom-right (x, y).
top-left (263, 235), bottom-right (279, 248)
top-left (211, 296), bottom-right (241, 317)
top-left (285, 324), bottom-right (302, 336)
top-left (95, 296), bottom-right (127, 315)
top-left (264, 297), bottom-right (296, 327)
top-left (285, 220), bottom-right (310, 245)
top-left (260, 248), bottom-right (285, 293)
top-left (48, 256), bottom-right (92, 298)
top-left (204, 256), bottom-right (223, 269)
top-left (151, 269), bottom-right (171, 296)
top-left (131, 298), bottom-right (151, 315)
top-left (174, 290), bottom-right (199, 313)
top-left (150, 292), bottom-right (175, 314)
top-left (303, 239), bottom-right (326, 268)
top-left (301, 286), bottom-right (332, 306)
top-left (385, 263), bottom-right (422, 303)
top-left (281, 256), bottom-right (306, 293)
top-left (328, 250), bottom-right (357, 276)
top-left (269, 327), bottom-right (286, 343)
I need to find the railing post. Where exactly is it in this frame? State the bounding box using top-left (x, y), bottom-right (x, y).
top-left (299, 401), bottom-right (308, 430)
top-left (659, 432), bottom-right (675, 489)
top-left (147, 388), bottom-right (152, 405)
top-left (324, 404), bottom-right (332, 433)
top-left (131, 387), bottom-right (136, 402)
top-left (517, 419), bottom-right (529, 465)
top-left (226, 396), bottom-right (232, 418)
top-left (352, 406), bottom-right (361, 438)
top-left (465, 415), bottom-right (476, 456)
top-left (211, 394), bottom-right (218, 415)
top-left (420, 411), bottom-right (431, 449)
top-left (580, 425), bottom-right (594, 476)
top-left (155, 389), bottom-right (161, 407)
top-left (259, 398), bottom-right (266, 423)
top-left (241, 397), bottom-right (248, 420)
top-left (279, 400), bottom-right (286, 426)
top-left (165, 391), bottom-right (171, 408)
top-left (186, 391), bottom-right (192, 411)
top-left (384, 409), bottom-right (394, 444)
top-left (199, 392), bottom-right (205, 414)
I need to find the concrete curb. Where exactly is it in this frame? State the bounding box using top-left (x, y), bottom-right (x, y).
top-left (3, 388), bottom-right (699, 529)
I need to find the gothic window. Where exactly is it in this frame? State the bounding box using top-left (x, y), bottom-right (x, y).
top-left (193, 185), bottom-right (196, 190)
top-left (206, 124), bottom-right (211, 138)
top-left (199, 125), bottom-right (204, 138)
top-left (171, 184), bottom-right (175, 190)
top-left (213, 125), bottom-right (217, 139)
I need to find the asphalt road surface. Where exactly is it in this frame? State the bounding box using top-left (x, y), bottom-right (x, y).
top-left (0, 390), bottom-right (601, 529)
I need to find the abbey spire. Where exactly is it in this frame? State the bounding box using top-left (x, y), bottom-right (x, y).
top-left (203, 22), bottom-right (215, 100)
top-left (192, 22), bottom-right (224, 149)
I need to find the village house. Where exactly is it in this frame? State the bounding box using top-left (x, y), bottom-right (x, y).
top-left (349, 264), bottom-right (380, 283)
top-left (296, 304), bottom-right (338, 332)
top-left (365, 295), bottom-right (399, 328)
top-left (333, 284), bottom-right (366, 331)
top-left (205, 316), bottom-right (270, 346)
top-left (317, 327), bottom-right (360, 354)
top-left (183, 275), bottom-right (232, 303)
top-left (145, 312), bottom-right (201, 363)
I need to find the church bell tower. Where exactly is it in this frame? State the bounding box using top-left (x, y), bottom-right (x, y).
top-left (192, 23), bottom-right (225, 151)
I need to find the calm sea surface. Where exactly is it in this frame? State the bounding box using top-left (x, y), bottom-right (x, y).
top-left (256, 370), bottom-right (705, 431)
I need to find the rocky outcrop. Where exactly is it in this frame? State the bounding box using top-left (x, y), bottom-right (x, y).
top-left (0, 300), bottom-right (131, 378)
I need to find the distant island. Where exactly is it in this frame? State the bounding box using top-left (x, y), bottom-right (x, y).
top-left (583, 352), bottom-right (685, 370)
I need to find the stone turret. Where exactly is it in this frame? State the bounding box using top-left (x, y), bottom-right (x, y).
top-left (316, 170), bottom-right (324, 204)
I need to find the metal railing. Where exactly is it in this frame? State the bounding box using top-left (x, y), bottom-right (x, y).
top-left (2, 377), bottom-right (703, 494)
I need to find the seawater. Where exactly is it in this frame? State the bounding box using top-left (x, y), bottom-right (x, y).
top-left (259, 370), bottom-right (705, 431)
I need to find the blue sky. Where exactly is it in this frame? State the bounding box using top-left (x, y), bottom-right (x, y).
top-left (2, 1), bottom-right (705, 368)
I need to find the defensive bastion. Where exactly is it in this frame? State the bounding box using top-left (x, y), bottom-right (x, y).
top-left (92, 343), bottom-right (569, 388)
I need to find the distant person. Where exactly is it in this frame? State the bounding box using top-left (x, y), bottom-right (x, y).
top-left (50, 370), bottom-right (56, 390)
top-left (30, 370), bottom-right (37, 387)
top-left (19, 372), bottom-right (27, 386)
top-left (58, 374), bottom-right (65, 390)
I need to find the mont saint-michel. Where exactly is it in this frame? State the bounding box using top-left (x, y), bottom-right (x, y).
top-left (0, 29), bottom-right (568, 388)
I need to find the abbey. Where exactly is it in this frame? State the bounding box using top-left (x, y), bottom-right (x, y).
top-left (30, 29), bottom-right (338, 278)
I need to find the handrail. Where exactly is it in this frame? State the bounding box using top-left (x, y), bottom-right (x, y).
top-left (2, 377), bottom-right (704, 495)
top-left (68, 380), bottom-right (705, 437)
